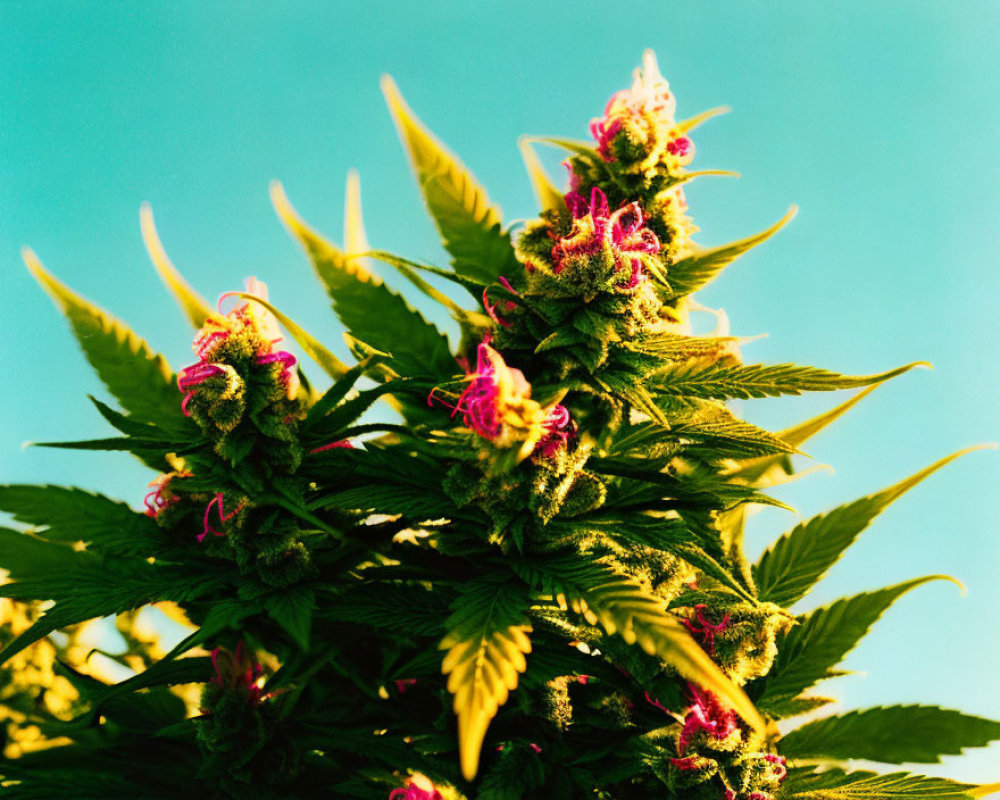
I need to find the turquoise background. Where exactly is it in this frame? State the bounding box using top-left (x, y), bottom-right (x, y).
top-left (2, 0), bottom-right (998, 783)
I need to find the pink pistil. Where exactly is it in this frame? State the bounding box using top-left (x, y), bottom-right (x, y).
top-left (143, 476), bottom-right (179, 518)
top-left (435, 342), bottom-right (502, 440)
top-left (529, 743), bottom-right (542, 754)
top-left (388, 780), bottom-right (443, 800)
top-left (394, 678), bottom-right (417, 694)
top-left (310, 440), bottom-right (354, 455)
top-left (764, 754), bottom-right (788, 782)
top-left (209, 640), bottom-right (266, 706)
top-left (681, 604), bottom-right (731, 655)
top-left (255, 350), bottom-right (298, 397)
top-left (667, 136), bottom-right (692, 157)
top-left (676, 685), bottom-right (737, 756)
top-left (591, 116), bottom-right (624, 162)
top-left (198, 492), bottom-right (244, 543)
top-left (644, 690), bottom-right (670, 715)
top-left (482, 286), bottom-right (515, 329)
top-left (194, 330), bottom-right (230, 361)
top-left (177, 362), bottom-right (226, 416)
top-left (551, 187), bottom-right (659, 291)
top-left (532, 404), bottom-right (575, 459)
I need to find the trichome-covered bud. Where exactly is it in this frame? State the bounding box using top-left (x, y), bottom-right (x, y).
top-left (686, 601), bottom-right (793, 685)
top-left (430, 339), bottom-right (563, 464)
top-left (177, 278), bottom-right (303, 468)
top-left (196, 641), bottom-right (274, 766)
top-left (588, 50), bottom-right (694, 183)
top-left (517, 187), bottom-right (664, 299)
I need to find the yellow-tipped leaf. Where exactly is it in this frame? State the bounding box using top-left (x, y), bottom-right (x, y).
top-left (666, 205), bottom-right (798, 298)
top-left (382, 75), bottom-right (518, 286)
top-left (139, 203), bottom-right (213, 329)
top-left (23, 248), bottom-right (184, 428)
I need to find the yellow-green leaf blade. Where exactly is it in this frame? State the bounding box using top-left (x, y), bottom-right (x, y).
top-left (519, 137), bottom-right (564, 214)
top-left (139, 203), bottom-right (213, 329)
top-left (754, 446), bottom-right (992, 607)
top-left (23, 248), bottom-right (185, 428)
top-left (382, 75), bottom-right (519, 286)
top-left (666, 205), bottom-right (798, 298)
top-left (440, 582), bottom-right (532, 781)
top-left (271, 180), bottom-right (455, 381)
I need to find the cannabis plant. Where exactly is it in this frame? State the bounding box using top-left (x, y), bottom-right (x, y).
top-left (2, 51), bottom-right (998, 800)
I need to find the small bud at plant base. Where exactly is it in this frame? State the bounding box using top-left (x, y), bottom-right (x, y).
top-left (389, 773), bottom-right (443, 800)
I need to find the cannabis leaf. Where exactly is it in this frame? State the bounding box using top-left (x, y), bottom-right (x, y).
top-left (664, 206), bottom-right (797, 298)
top-left (139, 202), bottom-right (214, 329)
top-left (270, 181), bottom-right (455, 380)
top-left (439, 579), bottom-right (533, 781)
top-left (781, 767), bottom-right (979, 799)
top-left (754, 447), bottom-right (985, 607)
top-left (525, 560), bottom-right (764, 732)
top-left (780, 705), bottom-right (1000, 764)
top-left (754, 576), bottom-right (959, 715)
top-left (24, 248), bottom-right (187, 431)
top-left (0, 485), bottom-right (165, 556)
top-left (382, 75), bottom-right (521, 288)
top-left (654, 360), bottom-right (927, 401)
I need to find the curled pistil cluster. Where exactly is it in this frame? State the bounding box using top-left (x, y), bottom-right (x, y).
top-left (178, 277), bottom-right (300, 435)
top-left (589, 50), bottom-right (695, 181)
top-left (207, 641), bottom-right (268, 707)
top-left (518, 187), bottom-right (664, 297)
top-left (661, 685), bottom-right (787, 800)
top-left (432, 340), bottom-right (571, 463)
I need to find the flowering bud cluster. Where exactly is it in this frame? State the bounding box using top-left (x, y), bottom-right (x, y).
top-left (178, 278), bottom-right (303, 471)
top-left (657, 685), bottom-right (787, 800)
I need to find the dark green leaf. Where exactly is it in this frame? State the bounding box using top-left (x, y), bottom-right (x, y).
top-left (755, 576), bottom-right (959, 714)
top-left (754, 448), bottom-right (985, 607)
top-left (780, 705), bottom-right (1000, 764)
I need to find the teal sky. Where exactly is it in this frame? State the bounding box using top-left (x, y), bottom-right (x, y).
top-left (2, 0), bottom-right (998, 783)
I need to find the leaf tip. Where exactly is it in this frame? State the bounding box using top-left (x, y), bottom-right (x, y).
top-left (21, 246), bottom-right (46, 281)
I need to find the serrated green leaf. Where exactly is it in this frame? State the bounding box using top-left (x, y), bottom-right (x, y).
top-left (323, 583), bottom-right (449, 637)
top-left (139, 203), bottom-right (213, 329)
top-left (782, 767), bottom-right (977, 799)
top-left (382, 75), bottom-right (520, 287)
top-left (654, 360), bottom-right (927, 401)
top-left (669, 401), bottom-right (797, 459)
top-left (440, 579), bottom-right (532, 780)
top-left (270, 181), bottom-right (455, 380)
top-left (0, 484), bottom-right (165, 556)
top-left (315, 484), bottom-right (456, 520)
top-left (665, 206), bottom-right (797, 298)
top-left (0, 526), bottom-right (98, 579)
top-left (780, 705), bottom-right (1000, 764)
top-left (526, 561), bottom-right (764, 733)
top-left (265, 585), bottom-right (315, 651)
top-left (733, 384), bottom-right (883, 486)
top-left (755, 576), bottom-right (959, 713)
top-left (754, 447), bottom-right (988, 607)
top-left (24, 248), bottom-right (186, 430)
top-left (0, 557), bottom-right (227, 666)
